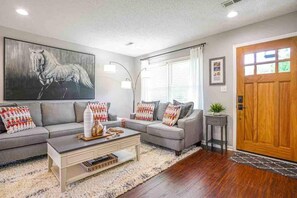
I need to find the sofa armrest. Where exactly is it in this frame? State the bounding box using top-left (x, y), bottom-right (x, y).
top-left (178, 109), bottom-right (203, 148)
top-left (108, 113), bottom-right (118, 121)
top-left (130, 113), bottom-right (136, 120)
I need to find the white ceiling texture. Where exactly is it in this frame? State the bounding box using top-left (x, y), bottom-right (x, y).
top-left (0, 0), bottom-right (297, 57)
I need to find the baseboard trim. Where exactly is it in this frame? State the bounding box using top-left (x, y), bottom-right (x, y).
top-left (201, 140), bottom-right (234, 151)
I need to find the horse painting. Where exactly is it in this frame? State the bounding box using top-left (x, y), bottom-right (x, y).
top-left (29, 49), bottom-right (94, 99)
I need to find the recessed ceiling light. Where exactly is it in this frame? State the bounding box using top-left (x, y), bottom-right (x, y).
top-left (16, 8), bottom-right (29, 16)
top-left (227, 11), bottom-right (238, 18)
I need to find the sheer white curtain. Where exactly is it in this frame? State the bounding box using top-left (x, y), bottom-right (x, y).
top-left (190, 47), bottom-right (204, 109)
top-left (140, 46), bottom-right (204, 109)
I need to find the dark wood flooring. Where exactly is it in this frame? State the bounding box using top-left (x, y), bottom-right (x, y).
top-left (120, 148), bottom-right (297, 198)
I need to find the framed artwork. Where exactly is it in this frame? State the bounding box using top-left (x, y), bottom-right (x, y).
top-left (209, 56), bottom-right (225, 85)
top-left (4, 37), bottom-right (95, 100)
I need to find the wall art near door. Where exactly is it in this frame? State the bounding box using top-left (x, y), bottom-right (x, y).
top-left (209, 56), bottom-right (225, 85)
top-left (4, 37), bottom-right (95, 100)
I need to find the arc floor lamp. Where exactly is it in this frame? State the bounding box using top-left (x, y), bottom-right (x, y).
top-left (104, 61), bottom-right (147, 113)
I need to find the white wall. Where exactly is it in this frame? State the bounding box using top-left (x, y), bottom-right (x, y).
top-left (0, 26), bottom-right (135, 118)
top-left (135, 11), bottom-right (297, 148)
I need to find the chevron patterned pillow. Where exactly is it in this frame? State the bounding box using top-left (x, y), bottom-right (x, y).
top-left (162, 104), bottom-right (181, 126)
top-left (89, 102), bottom-right (108, 122)
top-left (135, 103), bottom-right (155, 121)
top-left (0, 106), bottom-right (36, 134)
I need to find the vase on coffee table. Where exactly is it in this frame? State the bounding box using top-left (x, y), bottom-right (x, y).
top-left (84, 104), bottom-right (93, 138)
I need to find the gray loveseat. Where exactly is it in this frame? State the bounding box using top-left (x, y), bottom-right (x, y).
top-left (0, 102), bottom-right (120, 164)
top-left (125, 103), bottom-right (203, 156)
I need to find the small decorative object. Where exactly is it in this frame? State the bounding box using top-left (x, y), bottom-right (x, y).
top-left (209, 103), bottom-right (226, 115)
top-left (209, 56), bottom-right (225, 85)
top-left (80, 154), bottom-right (118, 172)
top-left (108, 128), bottom-right (124, 134)
top-left (91, 120), bottom-right (104, 137)
top-left (84, 104), bottom-right (93, 138)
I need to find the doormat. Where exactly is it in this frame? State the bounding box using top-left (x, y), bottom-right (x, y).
top-left (230, 152), bottom-right (297, 179)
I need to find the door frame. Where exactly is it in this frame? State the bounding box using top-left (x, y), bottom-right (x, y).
top-left (232, 32), bottom-right (297, 151)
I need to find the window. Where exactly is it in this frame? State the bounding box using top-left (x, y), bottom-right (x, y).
top-left (243, 47), bottom-right (291, 76)
top-left (141, 57), bottom-right (199, 107)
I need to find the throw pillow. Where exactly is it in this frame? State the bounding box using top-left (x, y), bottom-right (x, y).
top-left (173, 100), bottom-right (194, 119)
top-left (162, 104), bottom-right (182, 126)
top-left (0, 103), bottom-right (17, 133)
top-left (135, 103), bottom-right (155, 121)
top-left (0, 106), bottom-right (36, 134)
top-left (141, 100), bottom-right (160, 120)
top-left (157, 102), bottom-right (170, 120)
top-left (89, 102), bottom-right (108, 122)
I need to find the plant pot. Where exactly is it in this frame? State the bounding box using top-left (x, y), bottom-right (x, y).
top-left (213, 112), bottom-right (222, 116)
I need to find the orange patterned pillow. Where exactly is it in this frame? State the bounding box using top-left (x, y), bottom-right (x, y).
top-left (89, 102), bottom-right (108, 122)
top-left (0, 106), bottom-right (36, 134)
top-left (162, 104), bottom-right (181, 126)
top-left (135, 103), bottom-right (155, 121)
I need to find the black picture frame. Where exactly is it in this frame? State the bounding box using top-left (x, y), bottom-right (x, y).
top-left (4, 37), bottom-right (95, 100)
top-left (209, 56), bottom-right (226, 85)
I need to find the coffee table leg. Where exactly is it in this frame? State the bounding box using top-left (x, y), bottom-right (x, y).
top-left (60, 168), bottom-right (67, 192)
top-left (48, 155), bottom-right (53, 172)
top-left (135, 144), bottom-right (140, 161)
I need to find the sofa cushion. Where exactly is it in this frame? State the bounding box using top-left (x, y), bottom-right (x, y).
top-left (42, 102), bottom-right (75, 126)
top-left (0, 127), bottom-right (49, 150)
top-left (162, 104), bottom-right (181, 126)
top-left (0, 103), bottom-right (17, 133)
top-left (147, 123), bottom-right (184, 140)
top-left (101, 121), bottom-right (121, 128)
top-left (74, 102), bottom-right (88, 123)
top-left (135, 103), bottom-right (155, 121)
top-left (157, 102), bottom-right (169, 120)
top-left (45, 123), bottom-right (83, 138)
top-left (173, 100), bottom-right (194, 119)
top-left (74, 102), bottom-right (111, 123)
top-left (142, 100), bottom-right (160, 120)
top-left (0, 106), bottom-right (36, 134)
top-left (89, 102), bottom-right (108, 122)
top-left (17, 102), bottom-right (43, 126)
top-left (125, 119), bottom-right (161, 133)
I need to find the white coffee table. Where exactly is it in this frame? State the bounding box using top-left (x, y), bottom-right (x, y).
top-left (47, 127), bottom-right (141, 192)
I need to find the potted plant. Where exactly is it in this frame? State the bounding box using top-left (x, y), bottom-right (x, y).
top-left (209, 103), bottom-right (226, 116)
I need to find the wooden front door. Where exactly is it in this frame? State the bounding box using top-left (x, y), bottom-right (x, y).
top-left (237, 37), bottom-right (297, 161)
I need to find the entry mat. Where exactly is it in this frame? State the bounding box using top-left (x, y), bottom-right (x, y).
top-left (230, 152), bottom-right (297, 179)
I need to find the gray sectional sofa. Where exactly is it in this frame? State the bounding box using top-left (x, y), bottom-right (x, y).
top-left (0, 102), bottom-right (120, 164)
top-left (125, 104), bottom-right (203, 156)
top-left (0, 101), bottom-right (203, 164)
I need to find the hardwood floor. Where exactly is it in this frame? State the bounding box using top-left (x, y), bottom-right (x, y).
top-left (120, 148), bottom-right (297, 198)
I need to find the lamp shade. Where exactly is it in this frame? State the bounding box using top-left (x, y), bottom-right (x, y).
top-left (121, 80), bottom-right (132, 89)
top-left (104, 64), bottom-right (116, 73)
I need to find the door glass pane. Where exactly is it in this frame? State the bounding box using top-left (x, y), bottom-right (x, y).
top-left (278, 48), bottom-right (290, 60)
top-left (257, 63), bottom-right (275, 74)
top-left (245, 65), bottom-right (254, 76)
top-left (256, 50), bottom-right (275, 63)
top-left (244, 54), bottom-right (254, 65)
top-left (279, 61), bottom-right (290, 73)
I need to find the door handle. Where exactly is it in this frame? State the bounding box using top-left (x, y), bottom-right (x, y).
top-left (238, 104), bottom-right (246, 110)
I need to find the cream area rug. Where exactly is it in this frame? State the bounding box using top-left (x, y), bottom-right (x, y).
top-left (0, 143), bottom-right (201, 198)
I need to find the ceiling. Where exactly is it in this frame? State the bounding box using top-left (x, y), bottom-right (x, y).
top-left (0, 0), bottom-right (297, 57)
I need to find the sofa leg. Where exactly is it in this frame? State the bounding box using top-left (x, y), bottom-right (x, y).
top-left (196, 141), bottom-right (201, 147)
top-left (175, 151), bottom-right (182, 156)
